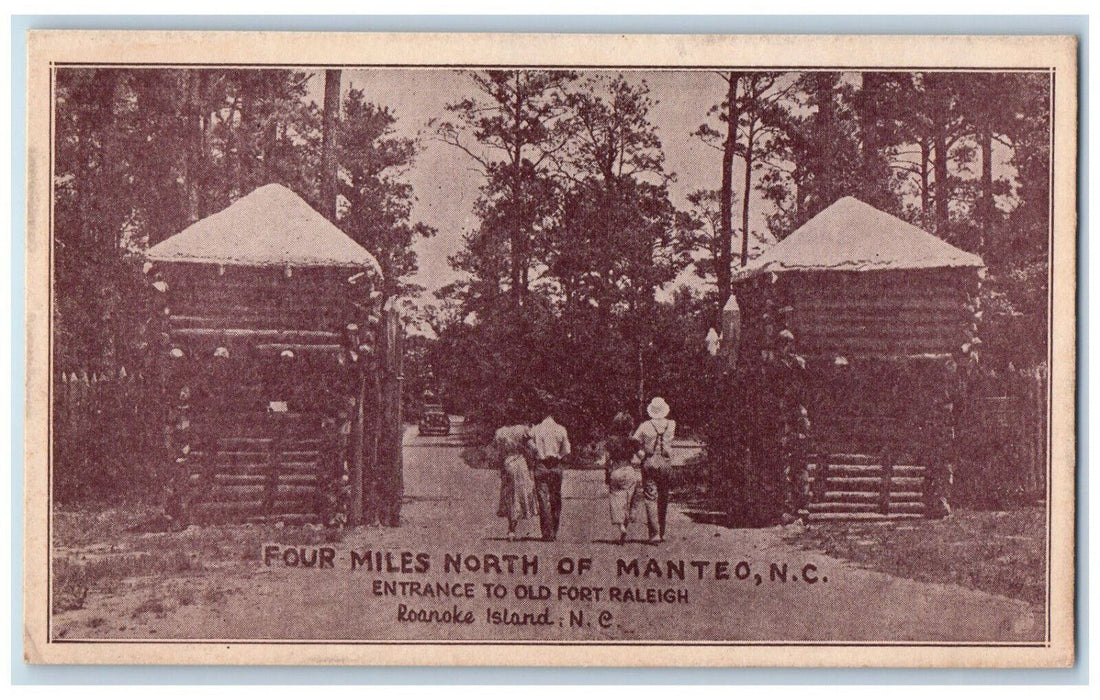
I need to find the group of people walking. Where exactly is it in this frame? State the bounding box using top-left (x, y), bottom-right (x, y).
top-left (493, 397), bottom-right (676, 545)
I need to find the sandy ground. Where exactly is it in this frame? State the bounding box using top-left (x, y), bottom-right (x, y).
top-left (52, 425), bottom-right (1044, 643)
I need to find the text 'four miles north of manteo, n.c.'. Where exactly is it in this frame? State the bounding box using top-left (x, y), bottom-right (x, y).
top-left (262, 546), bottom-right (830, 628)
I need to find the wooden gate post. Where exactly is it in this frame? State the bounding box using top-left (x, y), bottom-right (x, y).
top-left (350, 369), bottom-right (366, 526)
top-left (378, 303), bottom-right (405, 527)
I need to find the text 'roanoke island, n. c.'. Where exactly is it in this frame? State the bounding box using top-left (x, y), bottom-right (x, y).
top-left (261, 545), bottom-right (830, 628)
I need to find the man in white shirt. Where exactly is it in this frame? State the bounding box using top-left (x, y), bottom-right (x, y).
top-left (529, 408), bottom-right (571, 541)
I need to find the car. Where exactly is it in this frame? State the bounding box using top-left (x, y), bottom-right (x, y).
top-left (418, 404), bottom-right (451, 436)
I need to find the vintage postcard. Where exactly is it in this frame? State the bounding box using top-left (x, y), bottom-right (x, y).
top-left (23, 31), bottom-right (1077, 667)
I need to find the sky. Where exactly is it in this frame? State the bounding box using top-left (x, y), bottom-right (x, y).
top-left (306, 69), bottom-right (766, 297)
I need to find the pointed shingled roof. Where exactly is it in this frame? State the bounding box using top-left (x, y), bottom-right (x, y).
top-left (146, 184), bottom-right (383, 275)
top-left (733, 196), bottom-right (983, 281)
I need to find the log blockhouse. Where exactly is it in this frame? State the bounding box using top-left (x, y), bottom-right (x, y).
top-left (144, 184), bottom-right (401, 526)
top-left (726, 197), bottom-right (985, 522)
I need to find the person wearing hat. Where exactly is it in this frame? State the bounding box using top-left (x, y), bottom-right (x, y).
top-left (632, 397), bottom-right (677, 543)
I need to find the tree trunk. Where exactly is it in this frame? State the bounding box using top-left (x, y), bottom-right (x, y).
top-left (716, 72), bottom-right (740, 326)
top-left (740, 140), bottom-right (755, 267)
top-left (263, 74), bottom-right (280, 184)
top-left (919, 138), bottom-right (932, 229)
top-left (378, 303), bottom-right (405, 526)
top-left (230, 97), bottom-right (244, 198)
top-left (184, 70), bottom-right (205, 225)
top-left (932, 127), bottom-right (950, 238)
top-left (979, 125), bottom-right (994, 255)
top-left (511, 161), bottom-right (525, 304)
top-left (510, 71), bottom-right (526, 307)
top-left (320, 69), bottom-right (342, 222)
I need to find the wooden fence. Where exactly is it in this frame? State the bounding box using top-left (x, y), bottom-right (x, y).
top-left (52, 367), bottom-right (161, 502)
top-left (956, 365), bottom-right (1048, 503)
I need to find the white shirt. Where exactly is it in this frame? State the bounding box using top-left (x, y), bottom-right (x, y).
top-left (633, 418), bottom-right (676, 457)
top-left (530, 417), bottom-right (571, 461)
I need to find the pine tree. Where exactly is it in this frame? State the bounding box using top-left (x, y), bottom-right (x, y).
top-left (337, 89), bottom-right (436, 297)
top-left (436, 70), bottom-right (577, 306)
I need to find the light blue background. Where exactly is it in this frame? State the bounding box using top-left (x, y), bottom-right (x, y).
top-left (10, 14), bottom-right (1088, 685)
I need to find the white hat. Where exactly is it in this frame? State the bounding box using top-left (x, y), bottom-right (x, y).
top-left (646, 397), bottom-right (670, 419)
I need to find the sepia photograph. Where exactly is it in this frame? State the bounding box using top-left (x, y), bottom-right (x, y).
top-left (22, 31), bottom-right (1077, 667)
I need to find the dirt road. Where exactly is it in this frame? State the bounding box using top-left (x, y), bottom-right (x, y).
top-left (53, 424), bottom-right (1043, 642)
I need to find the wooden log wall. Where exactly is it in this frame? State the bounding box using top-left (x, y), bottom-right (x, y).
top-left (785, 269), bottom-right (978, 359)
top-left (147, 262), bottom-right (382, 527)
top-left (161, 265), bottom-right (366, 336)
top-left (728, 266), bottom-right (982, 521)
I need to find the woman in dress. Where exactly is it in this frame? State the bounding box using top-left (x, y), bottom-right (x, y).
top-left (633, 397), bottom-right (677, 544)
top-left (493, 423), bottom-right (538, 541)
top-left (605, 434), bottom-right (642, 545)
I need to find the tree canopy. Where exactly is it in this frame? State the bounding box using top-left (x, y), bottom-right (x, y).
top-left (54, 67), bottom-right (1053, 439)
top-left (428, 69), bottom-right (1052, 436)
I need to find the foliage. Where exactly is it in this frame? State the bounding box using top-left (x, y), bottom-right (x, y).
top-left (337, 88), bottom-right (436, 296)
top-left (55, 67), bottom-right (1054, 521)
top-left (52, 373), bottom-right (159, 504)
top-left (53, 68), bottom-right (431, 503)
top-left (432, 73), bottom-right (707, 444)
top-left (759, 72), bottom-right (904, 238)
top-left (428, 69), bottom-right (1052, 464)
top-left (435, 70), bottom-right (577, 303)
